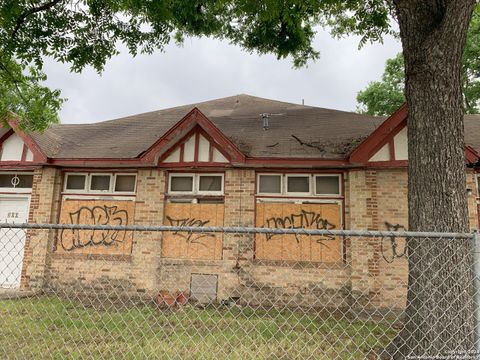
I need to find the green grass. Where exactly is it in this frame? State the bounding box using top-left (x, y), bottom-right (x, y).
top-left (0, 296), bottom-right (398, 359)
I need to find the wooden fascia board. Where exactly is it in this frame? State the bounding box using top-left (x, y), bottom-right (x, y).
top-left (0, 129), bottom-right (15, 146)
top-left (349, 103), bottom-right (408, 163)
top-left (465, 145), bottom-right (480, 164)
top-left (7, 118), bottom-right (48, 163)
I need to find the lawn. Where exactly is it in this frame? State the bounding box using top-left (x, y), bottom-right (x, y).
top-left (0, 296), bottom-right (398, 359)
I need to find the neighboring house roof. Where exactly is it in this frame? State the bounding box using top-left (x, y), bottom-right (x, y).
top-left (28, 94), bottom-right (384, 160)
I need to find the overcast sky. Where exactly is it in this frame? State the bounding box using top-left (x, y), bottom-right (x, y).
top-left (43, 29), bottom-right (401, 124)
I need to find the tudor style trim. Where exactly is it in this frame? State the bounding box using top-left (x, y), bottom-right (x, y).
top-left (349, 103), bottom-right (408, 164)
top-left (140, 107), bottom-right (246, 165)
top-left (349, 103), bottom-right (480, 166)
top-left (157, 126), bottom-right (234, 167)
top-left (465, 145), bottom-right (480, 164)
top-left (0, 117), bottom-right (48, 166)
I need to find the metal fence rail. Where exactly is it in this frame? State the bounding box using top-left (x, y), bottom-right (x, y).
top-left (0, 223), bottom-right (478, 359)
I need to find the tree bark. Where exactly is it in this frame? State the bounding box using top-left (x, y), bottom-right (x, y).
top-left (390, 1), bottom-right (477, 358)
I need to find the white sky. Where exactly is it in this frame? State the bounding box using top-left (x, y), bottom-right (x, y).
top-left (42, 29), bottom-right (401, 124)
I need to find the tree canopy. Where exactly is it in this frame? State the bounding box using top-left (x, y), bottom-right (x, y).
top-left (357, 4), bottom-right (480, 116)
top-left (0, 0), bottom-right (396, 130)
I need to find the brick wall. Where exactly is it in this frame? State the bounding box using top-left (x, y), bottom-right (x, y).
top-left (19, 166), bottom-right (479, 310)
top-left (347, 168), bottom-right (478, 309)
top-left (157, 169), bottom-right (256, 301)
top-left (48, 169), bottom-right (165, 297)
top-left (21, 166), bottom-right (62, 289)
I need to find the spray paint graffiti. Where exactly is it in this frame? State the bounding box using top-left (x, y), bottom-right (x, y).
top-left (165, 216), bottom-right (215, 247)
top-left (264, 210), bottom-right (337, 244)
top-left (382, 221), bottom-right (407, 263)
top-left (55, 205), bottom-right (129, 252)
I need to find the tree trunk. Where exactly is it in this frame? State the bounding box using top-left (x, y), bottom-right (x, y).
top-left (390, 1), bottom-right (477, 358)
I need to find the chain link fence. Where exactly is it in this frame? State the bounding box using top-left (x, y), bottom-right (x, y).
top-left (0, 223), bottom-right (479, 359)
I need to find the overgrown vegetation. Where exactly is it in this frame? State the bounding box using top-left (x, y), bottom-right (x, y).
top-left (0, 296), bottom-right (398, 359)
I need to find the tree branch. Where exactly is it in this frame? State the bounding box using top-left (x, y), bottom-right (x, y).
top-left (11, 0), bottom-right (63, 40)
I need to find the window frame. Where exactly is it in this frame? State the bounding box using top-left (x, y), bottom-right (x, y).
top-left (63, 172), bottom-right (137, 195)
top-left (196, 173), bottom-right (224, 195)
top-left (314, 174), bottom-right (342, 197)
top-left (89, 173), bottom-right (113, 193)
top-left (113, 173), bottom-right (137, 194)
top-left (0, 172), bottom-right (34, 193)
top-left (257, 173), bottom-right (283, 195)
top-left (476, 174), bottom-right (480, 198)
top-left (256, 172), bottom-right (343, 198)
top-left (168, 173), bottom-right (195, 194)
top-left (168, 173), bottom-right (225, 196)
top-left (285, 174), bottom-right (311, 196)
top-left (64, 172), bottom-right (88, 193)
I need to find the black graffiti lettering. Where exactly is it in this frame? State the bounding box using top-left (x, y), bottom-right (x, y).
top-left (264, 210), bottom-right (336, 246)
top-left (54, 205), bottom-right (129, 252)
top-left (382, 221), bottom-right (407, 263)
top-left (165, 216), bottom-right (215, 247)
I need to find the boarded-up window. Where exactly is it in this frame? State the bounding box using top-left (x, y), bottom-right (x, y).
top-left (162, 203), bottom-right (224, 260)
top-left (255, 203), bottom-right (342, 262)
top-left (54, 199), bottom-right (135, 255)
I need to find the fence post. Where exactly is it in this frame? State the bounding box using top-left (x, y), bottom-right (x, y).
top-left (474, 231), bottom-right (480, 353)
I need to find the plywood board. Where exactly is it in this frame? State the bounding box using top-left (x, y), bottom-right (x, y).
top-left (255, 203), bottom-right (341, 262)
top-left (54, 199), bottom-right (135, 255)
top-left (163, 203), bottom-right (224, 260)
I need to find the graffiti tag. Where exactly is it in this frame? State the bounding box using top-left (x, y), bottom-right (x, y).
top-left (264, 210), bottom-right (337, 244)
top-left (54, 205), bottom-right (129, 252)
top-left (381, 221), bottom-right (407, 263)
top-left (165, 216), bottom-right (215, 247)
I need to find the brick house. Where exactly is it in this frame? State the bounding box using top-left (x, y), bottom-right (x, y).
top-left (0, 94), bottom-right (479, 309)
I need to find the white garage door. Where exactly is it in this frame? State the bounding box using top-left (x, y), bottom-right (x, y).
top-left (0, 197), bottom-right (29, 288)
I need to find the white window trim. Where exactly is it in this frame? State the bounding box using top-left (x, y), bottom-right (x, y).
top-left (476, 174), bottom-right (480, 198)
top-left (197, 173), bottom-right (224, 195)
top-left (64, 172), bottom-right (88, 193)
top-left (257, 173), bottom-right (283, 196)
top-left (168, 173), bottom-right (224, 195)
top-left (89, 173), bottom-right (113, 193)
top-left (63, 172), bottom-right (138, 195)
top-left (285, 174), bottom-right (311, 196)
top-left (256, 173), bottom-right (343, 198)
top-left (0, 172), bottom-right (34, 193)
top-left (168, 173), bottom-right (196, 194)
top-left (62, 194), bottom-right (135, 201)
top-left (314, 174), bottom-right (342, 197)
top-left (256, 198), bottom-right (295, 204)
top-left (167, 198), bottom-right (197, 204)
top-left (113, 173), bottom-right (137, 194)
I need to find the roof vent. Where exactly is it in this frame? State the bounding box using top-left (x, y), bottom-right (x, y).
top-left (261, 113), bottom-right (269, 130)
top-left (260, 112), bottom-right (285, 130)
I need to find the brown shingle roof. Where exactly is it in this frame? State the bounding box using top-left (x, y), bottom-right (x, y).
top-left (464, 114), bottom-right (480, 154)
top-left (29, 94), bottom-right (385, 160)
